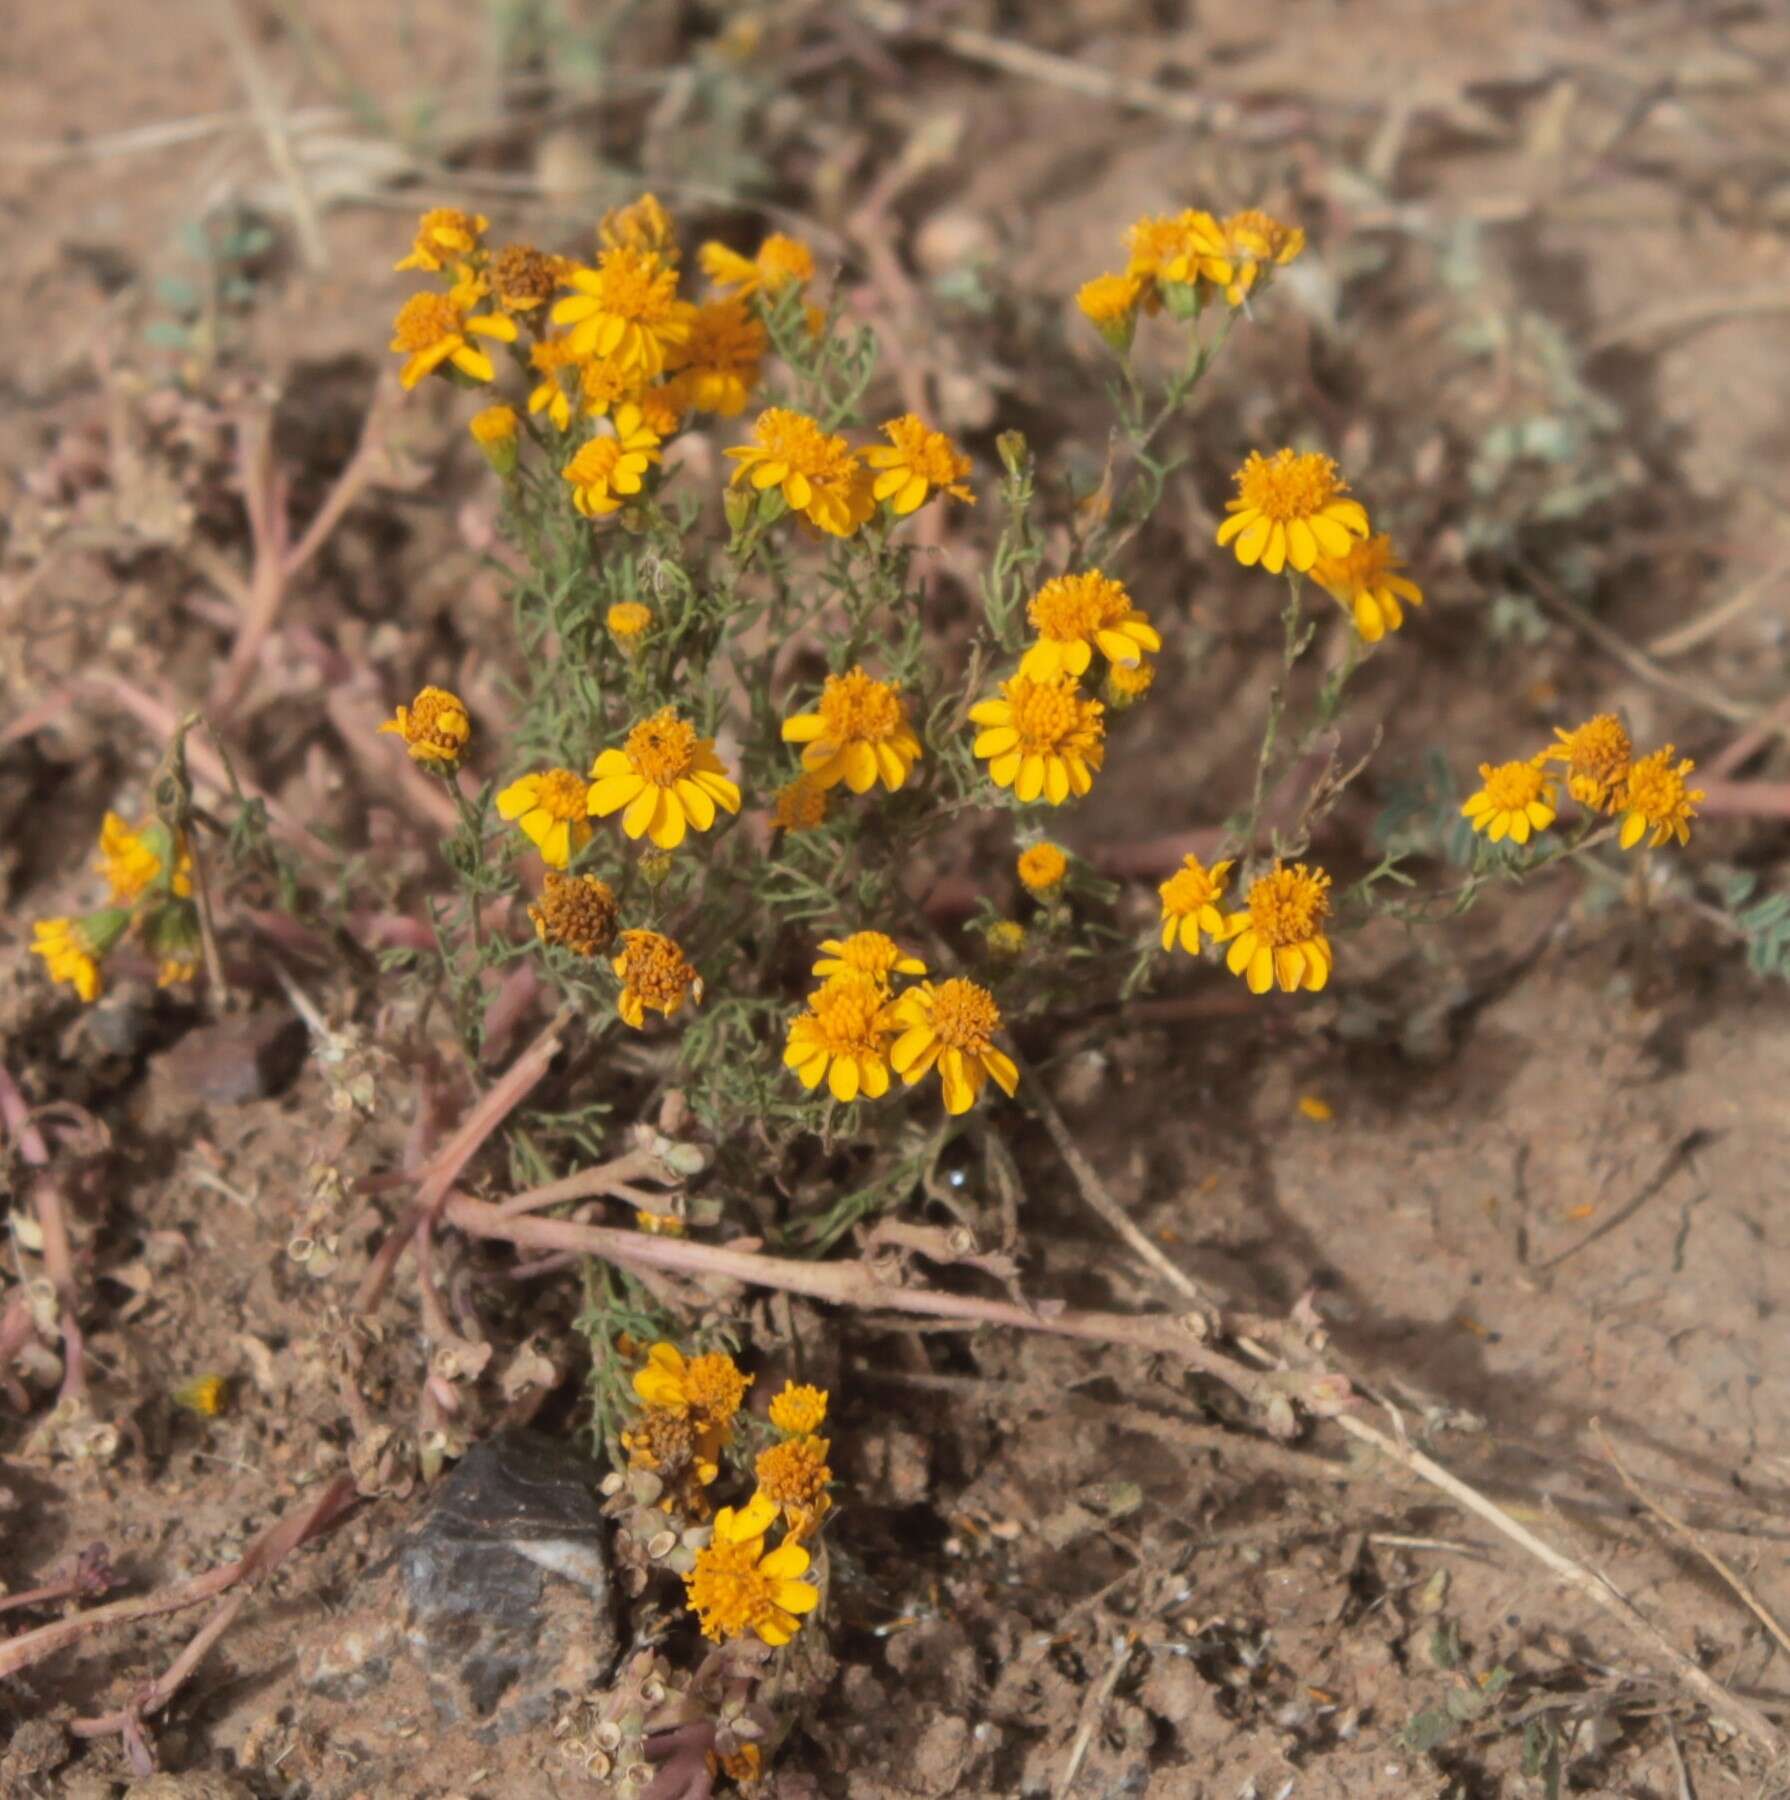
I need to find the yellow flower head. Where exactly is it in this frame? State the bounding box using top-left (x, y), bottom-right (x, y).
top-left (755, 1434), bottom-right (832, 1535)
top-left (394, 207), bottom-right (487, 273)
top-left (1019, 570), bottom-right (1160, 682)
top-left (495, 768), bottom-right (593, 869)
top-left (96, 813), bottom-right (191, 902)
top-left (527, 335), bottom-right (579, 431)
top-left (489, 243), bottom-right (572, 312)
top-left (768, 1382), bottom-right (829, 1435)
top-left (1223, 862), bottom-right (1334, 995)
top-left (551, 247), bottom-right (695, 378)
top-left (633, 1341), bottom-right (752, 1425)
top-left (1159, 853), bottom-right (1235, 955)
top-left (667, 296), bottom-right (766, 418)
top-left (890, 978), bottom-right (1019, 1115)
top-left (172, 1374), bottom-right (228, 1417)
top-left (781, 667), bottom-right (923, 794)
top-left (468, 404), bottom-right (520, 473)
top-left (784, 973), bottom-right (899, 1104)
top-left (561, 404), bottom-right (662, 518)
top-left (31, 916), bottom-right (107, 1003)
top-left (1016, 842), bottom-right (1069, 896)
top-left (613, 929), bottom-right (702, 1029)
top-left (528, 871), bottom-right (620, 957)
top-left (1217, 449), bottom-right (1371, 575)
top-left (1311, 534), bottom-right (1423, 643)
top-left (721, 1746), bottom-right (763, 1788)
top-left (684, 1492), bottom-right (820, 1646)
top-left (1077, 272), bottom-right (1145, 350)
top-left (1548, 713), bottom-right (1632, 813)
top-left (622, 1405), bottom-right (705, 1480)
top-left (389, 290), bottom-right (517, 390)
top-left (380, 684), bottom-right (472, 768)
top-left (606, 600), bottom-right (653, 648)
top-left (863, 414), bottom-right (974, 515)
top-left (577, 355), bottom-right (640, 419)
top-left (772, 773), bottom-right (830, 834)
top-left (601, 193), bottom-right (680, 262)
top-left (1462, 758), bottom-right (1557, 846)
top-left (1106, 657), bottom-right (1156, 706)
top-left (726, 407), bottom-right (873, 538)
top-left (811, 931), bottom-right (927, 989)
top-left (157, 955), bottom-right (200, 989)
top-left (699, 232), bottom-right (815, 298)
top-left (969, 674), bottom-right (1106, 805)
top-left (1217, 208), bottom-right (1305, 306)
top-left (588, 707), bottom-right (742, 849)
top-left (985, 920), bottom-right (1027, 957)
top-left (638, 1210), bottom-right (686, 1237)
top-left (1618, 746), bottom-right (1703, 850)
top-left (1126, 209), bottom-right (1231, 292)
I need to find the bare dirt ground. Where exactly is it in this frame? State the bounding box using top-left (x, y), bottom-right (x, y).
top-left (5, 2), bottom-right (1790, 1796)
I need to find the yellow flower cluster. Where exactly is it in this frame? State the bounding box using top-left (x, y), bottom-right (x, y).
top-left (728, 407), bottom-right (972, 538)
top-left (784, 933), bottom-right (1018, 1114)
top-left (1156, 854), bottom-right (1336, 995)
top-left (623, 1341), bottom-right (752, 1519)
top-left (31, 812), bottom-right (201, 1004)
top-left (1463, 714), bottom-right (1704, 852)
top-left (1077, 203), bottom-right (1305, 346)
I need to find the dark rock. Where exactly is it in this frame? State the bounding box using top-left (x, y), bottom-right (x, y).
top-left (395, 1431), bottom-right (620, 1735)
top-left (155, 1011), bottom-right (308, 1105)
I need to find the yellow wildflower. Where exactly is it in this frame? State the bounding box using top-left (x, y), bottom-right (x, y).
top-left (772, 774), bottom-right (829, 834)
top-left (811, 931), bottom-right (926, 989)
top-left (157, 955), bottom-right (200, 989)
top-left (1222, 862), bottom-right (1334, 995)
top-left (613, 929), bottom-right (702, 1029)
top-left (394, 207), bottom-right (487, 273)
top-left (1462, 759), bottom-right (1557, 845)
top-left (969, 674), bottom-right (1106, 805)
top-left (684, 1493), bottom-right (820, 1646)
top-left (754, 1434), bottom-right (832, 1536)
top-left (172, 1374), bottom-right (227, 1417)
top-left (31, 916), bottom-right (108, 1004)
top-left (468, 404), bottom-right (519, 474)
top-left (528, 871), bottom-right (619, 957)
top-left (1016, 842), bottom-right (1068, 895)
top-left (622, 1406), bottom-right (711, 1485)
top-left (96, 813), bottom-right (191, 902)
top-left (637, 1211), bottom-right (686, 1237)
top-left (1076, 272), bottom-right (1145, 350)
top-left (863, 414), bottom-right (974, 515)
top-left (726, 406), bottom-right (873, 538)
top-left (1158, 853), bottom-right (1234, 955)
top-left (527, 336), bottom-right (579, 431)
top-left (1618, 747), bottom-right (1703, 850)
top-left (379, 684), bottom-right (472, 768)
top-left (601, 194), bottom-right (679, 262)
top-left (578, 355), bottom-right (640, 419)
top-left (551, 248), bottom-right (694, 378)
top-left (561, 403), bottom-right (662, 517)
top-left (1311, 534), bottom-right (1423, 643)
top-left (985, 920), bottom-right (1027, 957)
top-left (495, 768), bottom-right (593, 869)
top-left (1216, 208), bottom-right (1305, 306)
top-left (784, 974), bottom-right (898, 1103)
top-left (488, 243), bottom-right (571, 313)
top-left (720, 1745), bottom-right (763, 1787)
top-left (587, 707), bottom-right (742, 850)
top-left (1298, 1094), bottom-right (1334, 1122)
top-left (606, 600), bottom-right (653, 648)
top-left (768, 1383), bottom-right (828, 1435)
top-left (1126, 209), bottom-right (1231, 296)
top-left (1106, 657), bottom-right (1156, 705)
top-left (1019, 570), bottom-right (1159, 682)
top-left (668, 296), bottom-right (766, 418)
top-left (634, 1342), bottom-right (752, 1425)
top-left (699, 233), bottom-right (815, 298)
top-left (1547, 713), bottom-right (1632, 813)
top-left (1217, 449), bottom-right (1371, 574)
top-left (389, 291), bottom-right (517, 390)
top-left (781, 667), bottom-right (923, 794)
top-left (889, 978), bottom-right (1019, 1115)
